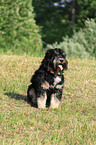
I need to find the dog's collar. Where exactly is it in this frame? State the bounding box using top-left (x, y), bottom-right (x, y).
top-left (47, 70), bottom-right (63, 77)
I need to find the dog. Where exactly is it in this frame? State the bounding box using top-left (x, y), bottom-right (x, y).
top-left (27, 48), bottom-right (68, 108)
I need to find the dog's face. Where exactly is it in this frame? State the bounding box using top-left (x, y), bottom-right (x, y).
top-left (42, 48), bottom-right (68, 75)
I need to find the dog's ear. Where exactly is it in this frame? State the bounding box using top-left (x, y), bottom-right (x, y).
top-left (41, 49), bottom-right (54, 69)
top-left (41, 58), bottom-right (47, 69)
top-left (45, 49), bottom-right (54, 58)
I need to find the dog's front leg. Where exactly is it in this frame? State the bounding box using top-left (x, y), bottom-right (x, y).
top-left (37, 92), bottom-right (47, 108)
top-left (50, 90), bottom-right (62, 108)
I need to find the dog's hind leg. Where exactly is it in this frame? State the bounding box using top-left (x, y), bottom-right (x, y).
top-left (37, 92), bottom-right (47, 108)
top-left (27, 84), bottom-right (37, 107)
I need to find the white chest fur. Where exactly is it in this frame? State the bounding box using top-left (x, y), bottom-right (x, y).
top-left (53, 76), bottom-right (61, 87)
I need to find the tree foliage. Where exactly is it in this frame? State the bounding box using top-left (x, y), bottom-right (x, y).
top-left (47, 19), bottom-right (96, 58)
top-left (33, 0), bottom-right (96, 44)
top-left (0, 0), bottom-right (42, 53)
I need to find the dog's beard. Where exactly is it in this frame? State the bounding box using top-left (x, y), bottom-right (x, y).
top-left (58, 65), bottom-right (63, 71)
top-left (53, 58), bottom-right (65, 75)
top-left (56, 64), bottom-right (64, 75)
top-left (57, 64), bottom-right (63, 74)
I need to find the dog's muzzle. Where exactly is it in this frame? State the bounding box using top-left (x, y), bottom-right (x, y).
top-left (53, 57), bottom-right (68, 74)
top-left (58, 58), bottom-right (68, 70)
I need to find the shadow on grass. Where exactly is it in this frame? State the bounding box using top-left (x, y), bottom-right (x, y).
top-left (5, 92), bottom-right (37, 108)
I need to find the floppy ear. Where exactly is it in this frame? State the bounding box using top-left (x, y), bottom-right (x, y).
top-left (41, 58), bottom-right (48, 69)
top-left (41, 49), bottom-right (54, 69)
top-left (45, 49), bottom-right (54, 59)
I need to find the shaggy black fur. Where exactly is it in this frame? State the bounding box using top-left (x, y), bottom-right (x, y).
top-left (27, 48), bottom-right (68, 108)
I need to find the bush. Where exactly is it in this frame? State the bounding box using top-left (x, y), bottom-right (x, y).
top-left (47, 19), bottom-right (96, 58)
top-left (0, 0), bottom-right (42, 54)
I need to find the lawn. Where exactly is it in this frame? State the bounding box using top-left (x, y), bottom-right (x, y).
top-left (0, 55), bottom-right (96, 145)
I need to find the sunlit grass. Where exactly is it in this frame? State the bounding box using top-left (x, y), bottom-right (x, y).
top-left (0, 55), bottom-right (96, 145)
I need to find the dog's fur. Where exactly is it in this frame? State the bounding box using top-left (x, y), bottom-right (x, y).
top-left (27, 48), bottom-right (68, 108)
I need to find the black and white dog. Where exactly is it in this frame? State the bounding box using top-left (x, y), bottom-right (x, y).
top-left (27, 48), bottom-right (68, 108)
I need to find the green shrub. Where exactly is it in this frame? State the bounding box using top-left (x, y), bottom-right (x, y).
top-left (0, 0), bottom-right (42, 54)
top-left (47, 19), bottom-right (96, 58)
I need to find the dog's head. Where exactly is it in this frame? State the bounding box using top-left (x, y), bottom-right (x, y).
top-left (42, 48), bottom-right (68, 75)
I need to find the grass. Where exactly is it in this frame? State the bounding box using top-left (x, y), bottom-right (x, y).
top-left (0, 55), bottom-right (96, 145)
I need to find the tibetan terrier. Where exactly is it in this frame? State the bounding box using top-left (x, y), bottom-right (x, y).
top-left (27, 48), bottom-right (68, 108)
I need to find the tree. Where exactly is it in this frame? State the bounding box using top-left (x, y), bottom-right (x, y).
top-left (76, 0), bottom-right (96, 26)
top-left (72, 0), bottom-right (76, 24)
top-left (33, 0), bottom-right (96, 44)
top-left (33, 0), bottom-right (70, 44)
top-left (0, 0), bottom-right (42, 53)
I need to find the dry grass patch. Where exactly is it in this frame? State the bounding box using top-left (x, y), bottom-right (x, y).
top-left (0, 55), bottom-right (96, 145)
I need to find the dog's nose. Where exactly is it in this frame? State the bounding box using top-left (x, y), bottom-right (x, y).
top-left (60, 58), bottom-right (64, 63)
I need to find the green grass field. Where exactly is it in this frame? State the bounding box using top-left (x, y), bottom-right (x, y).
top-left (0, 55), bottom-right (96, 145)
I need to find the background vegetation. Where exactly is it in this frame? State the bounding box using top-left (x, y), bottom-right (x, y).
top-left (0, 0), bottom-right (42, 55)
top-left (0, 0), bottom-right (96, 58)
top-left (33, 0), bottom-right (96, 44)
top-left (47, 19), bottom-right (96, 58)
